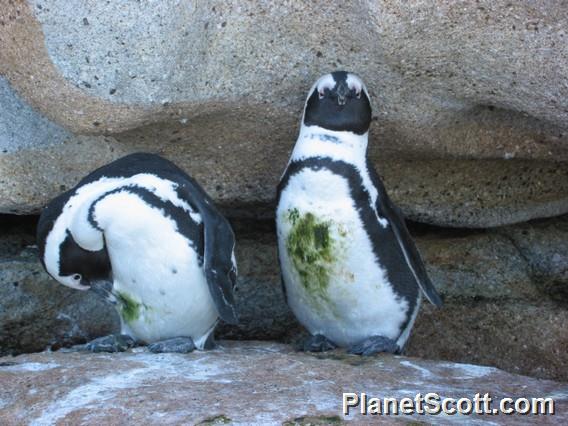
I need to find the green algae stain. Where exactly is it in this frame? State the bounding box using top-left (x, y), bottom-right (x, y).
top-left (286, 210), bottom-right (336, 305)
top-left (288, 207), bottom-right (300, 225)
top-left (197, 415), bottom-right (232, 425)
top-left (116, 291), bottom-right (142, 323)
top-left (283, 415), bottom-right (345, 426)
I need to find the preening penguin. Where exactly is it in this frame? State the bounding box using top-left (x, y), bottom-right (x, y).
top-left (37, 153), bottom-right (238, 353)
top-left (276, 71), bottom-right (442, 355)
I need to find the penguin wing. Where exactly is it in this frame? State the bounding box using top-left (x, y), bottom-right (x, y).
top-left (367, 161), bottom-right (443, 307)
top-left (176, 179), bottom-right (239, 324)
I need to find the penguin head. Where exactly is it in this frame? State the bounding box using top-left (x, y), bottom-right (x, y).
top-left (303, 71), bottom-right (372, 135)
top-left (37, 193), bottom-right (112, 291)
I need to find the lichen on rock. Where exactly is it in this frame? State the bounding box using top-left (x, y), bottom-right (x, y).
top-left (196, 414), bottom-right (232, 425)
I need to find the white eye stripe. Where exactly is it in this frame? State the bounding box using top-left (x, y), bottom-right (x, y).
top-left (315, 73), bottom-right (366, 97)
top-left (348, 73), bottom-right (372, 101)
top-left (315, 74), bottom-right (336, 94)
top-left (346, 74), bottom-right (363, 94)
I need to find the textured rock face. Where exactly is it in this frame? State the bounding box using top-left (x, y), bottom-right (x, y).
top-left (1, 1), bottom-right (568, 226)
top-left (2, 215), bottom-right (567, 381)
top-left (0, 217), bottom-right (118, 354)
top-left (0, 342), bottom-right (566, 425)
top-left (0, 77), bottom-right (127, 214)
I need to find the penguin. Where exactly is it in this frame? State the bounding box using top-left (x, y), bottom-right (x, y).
top-left (276, 71), bottom-right (442, 355)
top-left (37, 153), bottom-right (238, 353)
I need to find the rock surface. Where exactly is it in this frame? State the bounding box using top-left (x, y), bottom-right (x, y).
top-left (0, 216), bottom-right (119, 354)
top-left (409, 301), bottom-right (568, 382)
top-left (0, 342), bottom-right (566, 425)
top-left (0, 76), bottom-right (129, 215)
top-left (2, 214), bottom-right (567, 381)
top-left (1, 2), bottom-right (568, 226)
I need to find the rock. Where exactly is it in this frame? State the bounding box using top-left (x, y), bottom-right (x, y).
top-left (0, 76), bottom-right (130, 215)
top-left (1, 2), bottom-right (568, 226)
top-left (382, 159), bottom-right (568, 228)
top-left (2, 2), bottom-right (568, 142)
top-left (500, 215), bottom-right (568, 302)
top-left (218, 223), bottom-right (300, 342)
top-left (3, 214), bottom-right (567, 381)
top-left (0, 216), bottom-right (118, 355)
top-left (417, 229), bottom-right (537, 300)
top-left (0, 342), bottom-right (566, 425)
top-left (0, 77), bottom-right (68, 155)
top-left (408, 301), bottom-right (568, 382)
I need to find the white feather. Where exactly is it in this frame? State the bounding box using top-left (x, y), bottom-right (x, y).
top-left (291, 124), bottom-right (388, 229)
top-left (92, 190), bottom-right (217, 347)
top-left (44, 173), bottom-right (201, 285)
top-left (277, 168), bottom-right (408, 347)
top-left (396, 292), bottom-right (422, 350)
top-left (43, 173), bottom-right (216, 347)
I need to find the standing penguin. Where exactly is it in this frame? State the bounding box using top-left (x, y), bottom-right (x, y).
top-left (276, 72), bottom-right (442, 355)
top-left (37, 153), bottom-right (238, 353)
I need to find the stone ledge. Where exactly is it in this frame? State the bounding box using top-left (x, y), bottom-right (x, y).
top-left (0, 341), bottom-right (566, 425)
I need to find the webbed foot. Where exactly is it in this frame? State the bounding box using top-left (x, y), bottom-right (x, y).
top-left (85, 334), bottom-right (136, 353)
top-left (148, 337), bottom-right (195, 353)
top-left (302, 334), bottom-right (337, 352)
top-left (348, 335), bottom-right (399, 356)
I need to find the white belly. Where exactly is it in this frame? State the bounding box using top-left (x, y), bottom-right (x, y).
top-left (101, 194), bottom-right (218, 349)
top-left (277, 168), bottom-right (409, 347)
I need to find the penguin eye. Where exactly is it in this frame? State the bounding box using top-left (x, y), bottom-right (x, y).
top-left (73, 274), bottom-right (82, 281)
top-left (356, 90), bottom-right (361, 99)
top-left (318, 90), bottom-right (325, 99)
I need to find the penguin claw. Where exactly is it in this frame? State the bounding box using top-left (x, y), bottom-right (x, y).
top-left (148, 337), bottom-right (195, 353)
top-left (302, 334), bottom-right (337, 352)
top-left (85, 334), bottom-right (136, 353)
top-left (348, 335), bottom-right (399, 356)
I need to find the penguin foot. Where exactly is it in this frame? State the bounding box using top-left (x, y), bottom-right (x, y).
top-left (85, 334), bottom-right (136, 353)
top-left (348, 335), bottom-right (399, 356)
top-left (302, 334), bottom-right (337, 352)
top-left (148, 337), bottom-right (195, 353)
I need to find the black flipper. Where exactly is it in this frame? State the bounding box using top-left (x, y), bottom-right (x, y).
top-left (367, 160), bottom-right (443, 307)
top-left (176, 180), bottom-right (239, 324)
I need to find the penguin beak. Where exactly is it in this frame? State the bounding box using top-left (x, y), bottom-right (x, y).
top-left (335, 81), bottom-right (349, 106)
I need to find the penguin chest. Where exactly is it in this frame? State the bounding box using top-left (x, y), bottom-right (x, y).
top-left (103, 204), bottom-right (218, 346)
top-left (277, 168), bottom-right (409, 346)
top-left (112, 261), bottom-right (217, 346)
